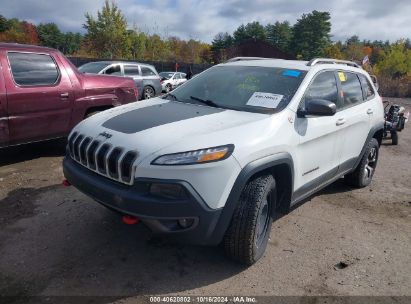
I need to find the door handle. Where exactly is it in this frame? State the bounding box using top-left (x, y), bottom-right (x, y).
top-left (367, 108), bottom-right (373, 114)
top-left (60, 92), bottom-right (69, 99)
top-left (336, 118), bottom-right (346, 126)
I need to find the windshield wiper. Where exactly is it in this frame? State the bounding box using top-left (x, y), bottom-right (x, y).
top-left (190, 96), bottom-right (220, 108)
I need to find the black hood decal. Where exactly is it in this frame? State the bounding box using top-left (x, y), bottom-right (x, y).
top-left (102, 101), bottom-right (224, 134)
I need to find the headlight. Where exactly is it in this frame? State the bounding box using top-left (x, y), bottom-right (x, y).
top-left (151, 144), bottom-right (234, 165)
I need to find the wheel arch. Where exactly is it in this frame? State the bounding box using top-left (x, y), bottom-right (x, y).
top-left (209, 153), bottom-right (294, 244)
top-left (373, 127), bottom-right (384, 146)
top-left (351, 122), bottom-right (384, 171)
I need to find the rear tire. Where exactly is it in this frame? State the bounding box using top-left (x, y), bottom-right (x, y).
top-left (391, 131), bottom-right (398, 145)
top-left (344, 138), bottom-right (379, 188)
top-left (223, 174), bottom-right (276, 266)
top-left (143, 86), bottom-right (155, 99)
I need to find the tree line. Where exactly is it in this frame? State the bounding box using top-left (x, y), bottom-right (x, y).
top-left (211, 10), bottom-right (411, 97)
top-left (0, 1), bottom-right (212, 64)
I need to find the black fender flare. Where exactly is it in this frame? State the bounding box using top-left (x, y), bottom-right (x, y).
top-left (352, 122), bottom-right (384, 171)
top-left (207, 152), bottom-right (294, 244)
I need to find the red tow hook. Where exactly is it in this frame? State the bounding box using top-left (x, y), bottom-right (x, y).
top-left (122, 215), bottom-right (139, 225)
top-left (62, 179), bottom-right (71, 187)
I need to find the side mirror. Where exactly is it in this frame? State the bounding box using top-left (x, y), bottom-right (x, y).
top-left (297, 99), bottom-right (337, 117)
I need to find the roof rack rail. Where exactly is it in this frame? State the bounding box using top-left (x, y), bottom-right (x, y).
top-left (307, 58), bottom-right (361, 68)
top-left (226, 57), bottom-right (272, 63)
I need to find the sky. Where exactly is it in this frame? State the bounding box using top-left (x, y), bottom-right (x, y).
top-left (1, 0), bottom-right (410, 43)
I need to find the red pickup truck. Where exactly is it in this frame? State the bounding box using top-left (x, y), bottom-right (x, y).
top-left (0, 43), bottom-right (138, 148)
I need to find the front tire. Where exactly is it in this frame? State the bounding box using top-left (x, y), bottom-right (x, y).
top-left (344, 138), bottom-right (379, 188)
top-left (223, 174), bottom-right (276, 265)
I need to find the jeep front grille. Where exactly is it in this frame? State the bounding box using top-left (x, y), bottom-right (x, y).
top-left (68, 132), bottom-right (138, 185)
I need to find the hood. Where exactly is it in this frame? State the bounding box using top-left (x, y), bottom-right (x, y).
top-left (72, 98), bottom-right (270, 164)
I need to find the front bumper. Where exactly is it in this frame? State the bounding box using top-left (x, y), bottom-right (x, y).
top-left (63, 156), bottom-right (225, 245)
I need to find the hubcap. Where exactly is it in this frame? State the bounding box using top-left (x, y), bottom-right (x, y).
top-left (166, 85), bottom-right (171, 92)
top-left (256, 193), bottom-right (271, 248)
top-left (363, 147), bottom-right (377, 183)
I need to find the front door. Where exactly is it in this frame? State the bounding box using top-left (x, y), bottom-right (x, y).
top-left (0, 57), bottom-right (8, 146)
top-left (294, 71), bottom-right (345, 194)
top-left (2, 51), bottom-right (74, 145)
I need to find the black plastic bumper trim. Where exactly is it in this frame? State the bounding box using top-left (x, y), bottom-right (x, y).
top-left (63, 156), bottom-right (222, 245)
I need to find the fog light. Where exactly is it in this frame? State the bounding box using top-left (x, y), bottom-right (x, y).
top-left (149, 183), bottom-right (188, 200)
top-left (178, 218), bottom-right (195, 229)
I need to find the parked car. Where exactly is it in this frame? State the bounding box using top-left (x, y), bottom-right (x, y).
top-left (79, 61), bottom-right (162, 100)
top-left (63, 57), bottom-right (384, 265)
top-left (0, 43), bottom-right (138, 148)
top-left (159, 72), bottom-right (187, 92)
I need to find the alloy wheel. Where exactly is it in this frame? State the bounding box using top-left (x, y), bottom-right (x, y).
top-left (144, 87), bottom-right (155, 99)
top-left (363, 147), bottom-right (377, 184)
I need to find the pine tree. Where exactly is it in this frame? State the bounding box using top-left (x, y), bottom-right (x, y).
top-left (290, 11), bottom-right (331, 60)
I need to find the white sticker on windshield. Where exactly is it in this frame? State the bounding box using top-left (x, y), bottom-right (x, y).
top-left (246, 92), bottom-right (283, 108)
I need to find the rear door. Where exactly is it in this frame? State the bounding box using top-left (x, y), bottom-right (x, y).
top-left (124, 64), bottom-right (143, 100)
top-left (3, 51), bottom-right (74, 145)
top-left (102, 64), bottom-right (122, 76)
top-left (295, 71), bottom-right (344, 190)
top-left (335, 71), bottom-right (371, 172)
top-left (0, 53), bottom-right (8, 146)
top-left (173, 73), bottom-right (181, 87)
top-left (179, 73), bottom-right (187, 85)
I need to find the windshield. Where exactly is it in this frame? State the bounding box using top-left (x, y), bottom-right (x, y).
top-left (168, 65), bottom-right (307, 113)
top-left (159, 72), bottom-right (174, 80)
top-left (78, 62), bottom-right (110, 74)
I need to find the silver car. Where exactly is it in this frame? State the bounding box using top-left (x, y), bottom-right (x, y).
top-left (78, 61), bottom-right (162, 100)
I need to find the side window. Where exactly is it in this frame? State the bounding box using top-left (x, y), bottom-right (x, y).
top-left (124, 65), bottom-right (140, 76)
top-left (174, 73), bottom-right (180, 80)
top-left (104, 65), bottom-right (121, 75)
top-left (141, 67), bottom-right (156, 77)
top-left (339, 72), bottom-right (364, 107)
top-left (358, 74), bottom-right (375, 100)
top-left (8, 52), bottom-right (59, 86)
top-left (304, 71), bottom-right (340, 108)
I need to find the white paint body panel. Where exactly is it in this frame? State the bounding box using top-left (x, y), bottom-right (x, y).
top-left (70, 61), bottom-right (384, 210)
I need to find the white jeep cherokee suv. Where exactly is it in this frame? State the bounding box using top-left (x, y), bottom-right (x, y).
top-left (63, 57), bottom-right (384, 265)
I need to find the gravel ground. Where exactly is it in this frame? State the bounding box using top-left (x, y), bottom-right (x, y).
top-left (0, 98), bottom-right (410, 303)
